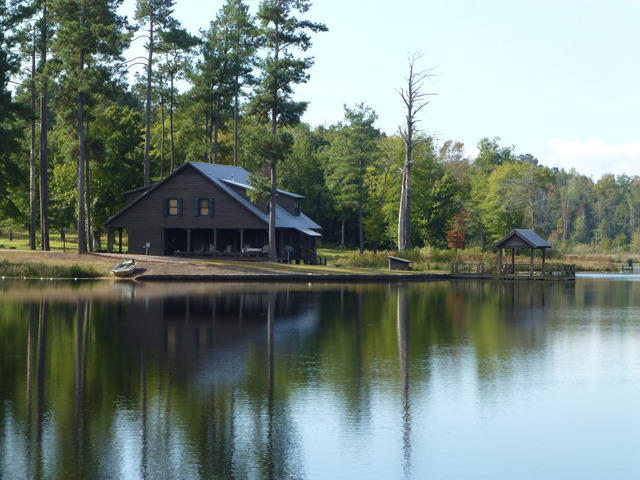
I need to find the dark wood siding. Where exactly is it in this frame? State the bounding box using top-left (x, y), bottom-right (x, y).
top-left (275, 195), bottom-right (297, 215)
top-left (124, 189), bottom-right (150, 205)
top-left (110, 166), bottom-right (267, 254)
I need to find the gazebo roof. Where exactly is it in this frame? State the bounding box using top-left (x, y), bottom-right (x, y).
top-left (492, 229), bottom-right (551, 249)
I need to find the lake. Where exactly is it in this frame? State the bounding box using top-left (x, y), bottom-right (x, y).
top-left (1, 276), bottom-right (640, 479)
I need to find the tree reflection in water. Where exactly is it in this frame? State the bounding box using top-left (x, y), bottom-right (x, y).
top-left (6, 278), bottom-right (628, 479)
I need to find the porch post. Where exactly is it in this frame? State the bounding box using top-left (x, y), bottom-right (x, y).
top-left (530, 247), bottom-right (534, 276)
top-left (542, 248), bottom-right (546, 272)
top-left (213, 228), bottom-right (217, 253)
top-left (240, 228), bottom-right (244, 252)
top-left (107, 228), bottom-right (113, 253)
top-left (511, 248), bottom-right (515, 273)
top-left (499, 248), bottom-right (503, 273)
top-left (187, 228), bottom-right (191, 253)
top-left (118, 228), bottom-right (123, 253)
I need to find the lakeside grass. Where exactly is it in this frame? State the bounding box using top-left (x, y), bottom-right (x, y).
top-left (318, 247), bottom-right (640, 272)
top-left (1, 228), bottom-right (636, 274)
top-left (0, 258), bottom-right (99, 279)
top-left (0, 229), bottom-right (128, 252)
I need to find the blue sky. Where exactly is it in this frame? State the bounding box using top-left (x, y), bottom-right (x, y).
top-left (120, 0), bottom-right (640, 178)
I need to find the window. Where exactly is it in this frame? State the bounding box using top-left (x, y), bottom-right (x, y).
top-left (294, 200), bottom-right (300, 215)
top-left (194, 198), bottom-right (214, 217)
top-left (168, 198), bottom-right (178, 216)
top-left (199, 198), bottom-right (209, 216)
top-left (163, 198), bottom-right (182, 217)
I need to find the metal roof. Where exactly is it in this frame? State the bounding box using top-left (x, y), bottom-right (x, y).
top-left (105, 162), bottom-right (321, 234)
top-left (492, 229), bottom-right (551, 249)
top-left (219, 174), bottom-right (305, 199)
top-left (121, 183), bottom-right (156, 196)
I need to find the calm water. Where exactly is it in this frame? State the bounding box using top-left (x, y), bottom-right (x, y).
top-left (1, 276), bottom-right (640, 479)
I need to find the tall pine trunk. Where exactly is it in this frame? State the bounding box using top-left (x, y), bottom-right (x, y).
top-left (169, 71), bottom-right (175, 173)
top-left (204, 114), bottom-right (209, 163)
top-left (358, 159), bottom-right (364, 253)
top-left (160, 92), bottom-right (165, 178)
top-left (213, 96), bottom-right (220, 164)
top-left (39, 4), bottom-right (50, 251)
top-left (76, 22), bottom-right (87, 254)
top-left (29, 28), bottom-right (36, 250)
top-left (143, 17), bottom-right (154, 186)
top-left (233, 76), bottom-right (239, 166)
top-left (85, 116), bottom-right (92, 251)
top-left (268, 24), bottom-right (279, 262)
top-left (77, 91), bottom-right (87, 254)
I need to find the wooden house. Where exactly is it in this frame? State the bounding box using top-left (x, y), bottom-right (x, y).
top-left (103, 162), bottom-right (322, 262)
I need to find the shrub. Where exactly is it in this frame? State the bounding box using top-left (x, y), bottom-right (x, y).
top-left (0, 259), bottom-right (99, 278)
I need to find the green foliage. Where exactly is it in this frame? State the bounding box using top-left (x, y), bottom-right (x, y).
top-left (251, 0), bottom-right (327, 128)
top-left (321, 104), bottom-right (380, 221)
top-left (0, 259), bottom-right (98, 278)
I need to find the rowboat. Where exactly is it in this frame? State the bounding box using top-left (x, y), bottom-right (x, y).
top-left (112, 259), bottom-right (137, 278)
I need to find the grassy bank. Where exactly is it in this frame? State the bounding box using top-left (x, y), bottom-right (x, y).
top-left (0, 259), bottom-right (99, 278)
top-left (319, 247), bottom-right (639, 272)
top-left (0, 229), bottom-right (128, 252)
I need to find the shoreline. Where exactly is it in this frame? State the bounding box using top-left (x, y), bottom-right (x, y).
top-left (0, 248), bottom-right (606, 282)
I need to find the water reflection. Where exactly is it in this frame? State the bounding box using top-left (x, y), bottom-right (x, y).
top-left (4, 278), bottom-right (640, 478)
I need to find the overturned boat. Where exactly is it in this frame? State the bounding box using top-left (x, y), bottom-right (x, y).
top-left (112, 259), bottom-right (137, 278)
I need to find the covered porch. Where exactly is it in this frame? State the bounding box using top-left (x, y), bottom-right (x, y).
top-left (162, 227), bottom-right (321, 263)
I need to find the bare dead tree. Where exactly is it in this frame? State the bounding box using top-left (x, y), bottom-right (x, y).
top-left (397, 52), bottom-right (435, 252)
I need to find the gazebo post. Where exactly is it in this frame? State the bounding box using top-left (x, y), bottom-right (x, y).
top-left (530, 247), bottom-right (534, 276)
top-left (511, 248), bottom-right (515, 273)
top-left (542, 248), bottom-right (546, 272)
top-left (499, 248), bottom-right (503, 274)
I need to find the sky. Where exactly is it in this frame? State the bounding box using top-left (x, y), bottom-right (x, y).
top-left (120, 0), bottom-right (640, 179)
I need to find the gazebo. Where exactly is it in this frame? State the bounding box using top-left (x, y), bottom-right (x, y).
top-left (492, 229), bottom-right (551, 276)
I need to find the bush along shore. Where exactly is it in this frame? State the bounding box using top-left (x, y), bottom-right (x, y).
top-left (0, 259), bottom-right (99, 279)
top-left (320, 247), bottom-right (640, 273)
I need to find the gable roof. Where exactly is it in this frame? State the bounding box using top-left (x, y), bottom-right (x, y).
top-left (121, 183), bottom-right (156, 197)
top-left (492, 229), bottom-right (551, 249)
top-left (104, 162), bottom-right (321, 234)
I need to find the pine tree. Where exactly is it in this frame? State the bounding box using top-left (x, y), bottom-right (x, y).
top-left (51, 0), bottom-right (129, 253)
top-left (252, 0), bottom-right (326, 260)
top-left (135, 0), bottom-right (175, 186)
top-left (322, 104), bottom-right (380, 253)
top-left (224, 0), bottom-right (259, 166)
top-left (157, 26), bottom-right (198, 172)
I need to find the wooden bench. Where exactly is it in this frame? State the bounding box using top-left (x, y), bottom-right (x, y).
top-left (387, 256), bottom-right (412, 271)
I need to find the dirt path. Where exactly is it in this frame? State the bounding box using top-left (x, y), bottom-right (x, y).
top-left (0, 249), bottom-right (305, 277)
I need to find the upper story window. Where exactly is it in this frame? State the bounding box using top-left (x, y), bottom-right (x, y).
top-left (199, 198), bottom-right (209, 216)
top-left (163, 198), bottom-right (182, 217)
top-left (168, 198), bottom-right (179, 216)
top-left (194, 197), bottom-right (215, 217)
top-left (294, 200), bottom-right (300, 215)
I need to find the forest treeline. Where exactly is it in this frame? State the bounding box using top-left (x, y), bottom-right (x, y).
top-left (1, 0), bottom-right (638, 254)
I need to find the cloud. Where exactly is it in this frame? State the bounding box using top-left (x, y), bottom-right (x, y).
top-left (546, 138), bottom-right (640, 178)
